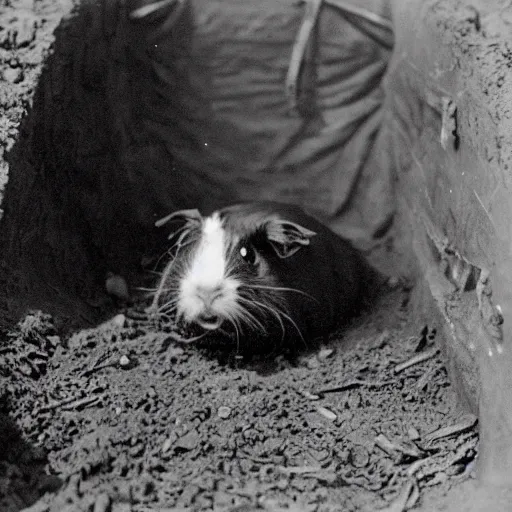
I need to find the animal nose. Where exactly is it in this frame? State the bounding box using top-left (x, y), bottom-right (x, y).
top-left (196, 284), bottom-right (223, 306)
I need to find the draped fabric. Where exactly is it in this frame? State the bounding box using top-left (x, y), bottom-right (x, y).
top-left (134, 0), bottom-right (395, 246)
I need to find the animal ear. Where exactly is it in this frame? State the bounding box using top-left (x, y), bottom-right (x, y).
top-left (155, 209), bottom-right (202, 227)
top-left (155, 209), bottom-right (203, 238)
top-left (265, 219), bottom-right (316, 258)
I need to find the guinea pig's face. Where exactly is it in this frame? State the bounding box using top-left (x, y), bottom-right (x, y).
top-left (177, 212), bottom-right (248, 331)
top-left (153, 206), bottom-right (317, 337)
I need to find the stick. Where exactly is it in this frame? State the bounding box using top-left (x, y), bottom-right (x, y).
top-left (394, 348), bottom-right (440, 374)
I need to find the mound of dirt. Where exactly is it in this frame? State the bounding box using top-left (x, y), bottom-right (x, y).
top-left (0, 287), bottom-right (481, 511)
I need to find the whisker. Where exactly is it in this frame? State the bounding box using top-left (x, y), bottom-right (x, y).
top-left (150, 246), bottom-right (186, 309)
top-left (240, 296), bottom-right (287, 344)
top-left (237, 296), bottom-right (280, 335)
top-left (144, 269), bottom-right (164, 276)
top-left (135, 285), bottom-right (178, 293)
top-left (157, 301), bottom-right (179, 314)
top-left (145, 296), bottom-right (179, 318)
top-left (231, 302), bottom-right (267, 334)
top-left (275, 307), bottom-right (306, 347)
top-left (226, 316), bottom-right (241, 355)
top-left (137, 291), bottom-right (162, 302)
top-left (157, 308), bottom-right (177, 319)
top-left (242, 283), bottom-right (318, 304)
top-left (242, 293), bottom-right (305, 345)
top-left (151, 227), bottom-right (191, 270)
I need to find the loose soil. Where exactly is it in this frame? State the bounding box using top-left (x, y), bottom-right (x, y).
top-left (0, 284), bottom-right (481, 512)
top-left (0, 0), bottom-right (507, 511)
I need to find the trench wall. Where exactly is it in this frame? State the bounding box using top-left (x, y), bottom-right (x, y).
top-left (387, 0), bottom-right (512, 482)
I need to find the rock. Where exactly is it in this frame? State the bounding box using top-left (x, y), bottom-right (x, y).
top-left (111, 314), bottom-right (126, 328)
top-left (306, 357), bottom-right (320, 370)
top-left (316, 406), bottom-right (337, 421)
top-left (318, 348), bottom-right (335, 360)
top-left (175, 429), bottom-right (200, 452)
top-left (408, 427), bottom-right (420, 441)
top-left (161, 438), bottom-right (172, 453)
top-left (119, 355), bottom-right (130, 367)
top-left (350, 445), bottom-right (370, 468)
top-left (3, 67), bottom-right (24, 84)
top-left (217, 406), bottom-right (231, 419)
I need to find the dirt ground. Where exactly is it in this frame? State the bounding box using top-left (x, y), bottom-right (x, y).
top-left (0, 0), bottom-right (507, 511)
top-left (1, 283), bottom-right (481, 512)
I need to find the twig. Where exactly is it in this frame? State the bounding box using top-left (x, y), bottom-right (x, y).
top-left (378, 479), bottom-right (417, 512)
top-left (40, 395), bottom-right (85, 412)
top-left (394, 347), bottom-right (440, 374)
top-left (374, 434), bottom-right (423, 459)
top-left (82, 360), bottom-right (117, 377)
top-left (278, 465), bottom-right (322, 475)
top-left (375, 434), bottom-right (398, 456)
top-left (415, 365), bottom-right (442, 390)
top-left (315, 379), bottom-right (394, 395)
top-left (405, 480), bottom-right (420, 509)
top-left (424, 415), bottom-right (478, 446)
top-left (316, 381), bottom-right (362, 394)
top-left (407, 456), bottom-right (434, 477)
top-left (60, 395), bottom-right (102, 411)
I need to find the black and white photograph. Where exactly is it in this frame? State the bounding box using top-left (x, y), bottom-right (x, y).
top-left (0, 0), bottom-right (510, 510)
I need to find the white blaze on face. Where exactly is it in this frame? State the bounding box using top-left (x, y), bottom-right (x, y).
top-left (178, 213), bottom-right (239, 328)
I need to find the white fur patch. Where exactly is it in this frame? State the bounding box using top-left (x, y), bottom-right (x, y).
top-left (178, 213), bottom-right (239, 327)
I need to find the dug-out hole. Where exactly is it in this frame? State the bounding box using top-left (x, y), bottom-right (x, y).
top-left (0, 1), bottom-right (493, 511)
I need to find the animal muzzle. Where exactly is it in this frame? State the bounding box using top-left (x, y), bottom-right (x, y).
top-left (195, 312), bottom-right (223, 331)
top-left (187, 284), bottom-right (226, 331)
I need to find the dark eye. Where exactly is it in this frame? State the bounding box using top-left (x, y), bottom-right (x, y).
top-left (240, 245), bottom-right (258, 265)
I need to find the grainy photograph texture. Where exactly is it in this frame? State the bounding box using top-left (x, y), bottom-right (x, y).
top-left (1, 0), bottom-right (512, 511)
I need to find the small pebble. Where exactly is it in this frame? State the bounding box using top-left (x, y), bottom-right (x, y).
top-left (162, 438), bottom-right (172, 453)
top-left (318, 348), bottom-right (334, 360)
top-left (218, 406), bottom-right (231, 419)
top-left (350, 445), bottom-right (370, 468)
top-left (111, 313), bottom-right (126, 328)
top-left (119, 355), bottom-right (130, 367)
top-left (307, 357), bottom-right (320, 370)
top-left (175, 429), bottom-right (200, 451)
top-left (297, 389), bottom-right (321, 401)
top-left (276, 478), bottom-right (289, 490)
top-left (129, 443), bottom-right (145, 457)
top-left (167, 346), bottom-right (185, 359)
top-left (316, 406), bottom-right (337, 421)
top-left (3, 67), bottom-right (24, 83)
top-left (408, 427), bottom-right (420, 440)
top-left (47, 335), bottom-right (61, 347)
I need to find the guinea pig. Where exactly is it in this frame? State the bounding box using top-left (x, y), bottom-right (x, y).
top-left (149, 201), bottom-right (371, 344)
